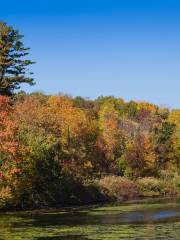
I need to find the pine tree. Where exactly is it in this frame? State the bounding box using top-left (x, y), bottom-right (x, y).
top-left (0, 22), bottom-right (35, 96)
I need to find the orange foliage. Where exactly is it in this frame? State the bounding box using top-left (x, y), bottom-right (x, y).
top-left (0, 96), bottom-right (19, 156)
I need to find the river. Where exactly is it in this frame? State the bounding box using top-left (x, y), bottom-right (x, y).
top-left (0, 198), bottom-right (179, 239)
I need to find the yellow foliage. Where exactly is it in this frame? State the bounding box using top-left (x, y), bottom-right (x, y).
top-left (137, 101), bottom-right (157, 113)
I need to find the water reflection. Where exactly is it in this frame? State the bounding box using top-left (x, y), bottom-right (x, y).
top-left (0, 199), bottom-right (179, 240)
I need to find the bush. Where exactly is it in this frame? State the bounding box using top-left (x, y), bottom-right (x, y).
top-left (81, 181), bottom-right (106, 204)
top-left (98, 176), bottom-right (139, 201)
top-left (172, 174), bottom-right (180, 193)
top-left (136, 177), bottom-right (177, 197)
top-left (137, 177), bottom-right (165, 197)
top-left (159, 170), bottom-right (180, 194)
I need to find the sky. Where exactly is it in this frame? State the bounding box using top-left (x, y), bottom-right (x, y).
top-left (1, 0), bottom-right (180, 108)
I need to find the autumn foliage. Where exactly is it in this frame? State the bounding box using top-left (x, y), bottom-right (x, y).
top-left (0, 94), bottom-right (179, 208)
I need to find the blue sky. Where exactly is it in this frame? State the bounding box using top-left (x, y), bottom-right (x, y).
top-left (1, 0), bottom-right (180, 108)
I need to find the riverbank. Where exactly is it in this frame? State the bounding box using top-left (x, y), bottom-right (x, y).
top-left (1, 195), bottom-right (179, 215)
top-left (0, 175), bottom-right (179, 213)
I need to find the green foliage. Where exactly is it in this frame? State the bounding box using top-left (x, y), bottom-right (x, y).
top-left (137, 177), bottom-right (165, 196)
top-left (118, 156), bottom-right (133, 179)
top-left (156, 122), bottom-right (175, 144)
top-left (124, 100), bottom-right (138, 119)
top-left (0, 22), bottom-right (35, 96)
top-left (159, 170), bottom-right (180, 193)
top-left (136, 177), bottom-right (177, 197)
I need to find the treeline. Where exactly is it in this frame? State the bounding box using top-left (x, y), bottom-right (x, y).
top-left (0, 22), bottom-right (179, 209)
top-left (0, 92), bottom-right (179, 208)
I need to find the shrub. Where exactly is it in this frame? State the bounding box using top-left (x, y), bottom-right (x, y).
top-left (137, 177), bottom-right (164, 197)
top-left (171, 174), bottom-right (180, 193)
top-left (98, 176), bottom-right (139, 201)
top-left (159, 170), bottom-right (180, 194)
top-left (80, 181), bottom-right (106, 204)
top-left (136, 177), bottom-right (177, 197)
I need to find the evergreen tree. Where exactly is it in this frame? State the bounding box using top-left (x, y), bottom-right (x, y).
top-left (0, 22), bottom-right (35, 96)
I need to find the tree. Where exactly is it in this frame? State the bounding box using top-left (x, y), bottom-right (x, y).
top-left (0, 96), bottom-right (27, 206)
top-left (0, 22), bottom-right (35, 96)
top-left (47, 96), bottom-right (99, 179)
top-left (97, 102), bottom-right (126, 174)
top-left (124, 134), bottom-right (157, 178)
top-left (168, 110), bottom-right (180, 169)
top-left (0, 96), bottom-right (19, 157)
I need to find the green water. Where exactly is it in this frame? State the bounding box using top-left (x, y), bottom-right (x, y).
top-left (0, 199), bottom-right (179, 239)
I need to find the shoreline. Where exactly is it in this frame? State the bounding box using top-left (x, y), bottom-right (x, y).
top-left (1, 196), bottom-right (179, 215)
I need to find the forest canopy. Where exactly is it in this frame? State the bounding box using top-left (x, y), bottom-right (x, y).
top-left (0, 23), bottom-right (179, 209)
top-left (0, 93), bottom-right (179, 208)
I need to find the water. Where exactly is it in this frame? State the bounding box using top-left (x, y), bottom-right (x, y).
top-left (0, 199), bottom-right (179, 239)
